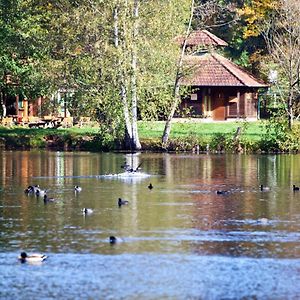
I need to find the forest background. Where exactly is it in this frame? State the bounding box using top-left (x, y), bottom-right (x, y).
top-left (0, 0), bottom-right (300, 153)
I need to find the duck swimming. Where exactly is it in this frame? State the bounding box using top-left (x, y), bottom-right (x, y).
top-left (260, 185), bottom-right (270, 191)
top-left (148, 183), bottom-right (153, 190)
top-left (82, 208), bottom-right (93, 215)
top-left (74, 186), bottom-right (82, 192)
top-left (43, 195), bottom-right (56, 203)
top-left (109, 236), bottom-right (123, 244)
top-left (216, 190), bottom-right (229, 195)
top-left (118, 198), bottom-right (129, 207)
top-left (293, 185), bottom-right (300, 191)
top-left (32, 185), bottom-right (40, 193)
top-left (18, 252), bottom-right (47, 263)
top-left (36, 188), bottom-right (47, 197)
top-left (24, 186), bottom-right (34, 194)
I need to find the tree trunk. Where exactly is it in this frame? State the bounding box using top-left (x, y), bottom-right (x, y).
top-left (288, 92), bottom-right (294, 129)
top-left (161, 0), bottom-right (195, 146)
top-left (114, 4), bottom-right (134, 148)
top-left (130, 0), bottom-right (141, 150)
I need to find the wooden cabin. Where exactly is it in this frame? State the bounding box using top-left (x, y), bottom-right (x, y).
top-left (0, 87), bottom-right (72, 127)
top-left (178, 30), bottom-right (268, 121)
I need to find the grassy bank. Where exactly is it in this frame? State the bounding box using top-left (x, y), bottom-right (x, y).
top-left (0, 120), bottom-right (269, 152)
top-left (139, 120), bottom-right (264, 139)
top-left (139, 120), bottom-right (268, 152)
top-left (0, 126), bottom-right (100, 151)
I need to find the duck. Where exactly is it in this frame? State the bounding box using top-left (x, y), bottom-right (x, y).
top-left (82, 208), bottom-right (93, 215)
top-left (36, 188), bottom-right (47, 197)
top-left (260, 184), bottom-right (270, 191)
top-left (43, 195), bottom-right (56, 203)
top-left (24, 186), bottom-right (34, 194)
top-left (74, 186), bottom-right (82, 192)
top-left (32, 185), bottom-right (40, 193)
top-left (148, 183), bottom-right (153, 190)
top-left (216, 190), bottom-right (229, 195)
top-left (123, 162), bottom-right (143, 173)
top-left (118, 198), bottom-right (129, 207)
top-left (109, 236), bottom-right (123, 244)
top-left (293, 185), bottom-right (300, 191)
top-left (18, 252), bottom-right (47, 263)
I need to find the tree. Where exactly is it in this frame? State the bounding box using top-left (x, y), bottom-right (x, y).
top-left (0, 0), bottom-right (50, 110)
top-left (112, 0), bottom-right (191, 150)
top-left (43, 0), bottom-right (190, 150)
top-left (161, 0), bottom-right (195, 146)
top-left (262, 0), bottom-right (300, 128)
top-left (161, 0), bottom-right (231, 145)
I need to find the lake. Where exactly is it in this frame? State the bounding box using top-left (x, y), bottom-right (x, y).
top-left (0, 150), bottom-right (300, 299)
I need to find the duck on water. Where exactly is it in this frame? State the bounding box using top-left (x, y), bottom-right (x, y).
top-left (18, 252), bottom-right (47, 263)
top-left (118, 198), bottom-right (129, 207)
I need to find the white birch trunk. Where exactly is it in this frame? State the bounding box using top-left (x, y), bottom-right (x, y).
top-left (162, 0), bottom-right (195, 146)
top-left (130, 0), bottom-right (141, 150)
top-left (114, 5), bottom-right (133, 144)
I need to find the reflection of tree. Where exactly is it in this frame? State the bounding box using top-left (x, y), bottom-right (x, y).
top-left (124, 152), bottom-right (141, 172)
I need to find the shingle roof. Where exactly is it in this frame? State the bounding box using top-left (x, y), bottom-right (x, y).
top-left (177, 29), bottom-right (228, 47)
top-left (181, 53), bottom-right (268, 88)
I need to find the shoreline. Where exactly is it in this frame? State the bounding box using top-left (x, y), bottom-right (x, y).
top-left (0, 133), bottom-right (294, 154)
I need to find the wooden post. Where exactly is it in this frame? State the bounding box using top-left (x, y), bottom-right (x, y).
top-left (15, 95), bottom-right (19, 116)
top-left (237, 91), bottom-right (240, 118)
top-left (64, 94), bottom-right (67, 118)
top-left (23, 99), bottom-right (28, 118)
top-left (37, 97), bottom-right (42, 117)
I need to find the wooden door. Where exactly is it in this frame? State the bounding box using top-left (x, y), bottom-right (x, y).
top-left (212, 92), bottom-right (225, 120)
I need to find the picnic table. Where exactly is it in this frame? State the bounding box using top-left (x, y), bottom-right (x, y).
top-left (28, 116), bottom-right (62, 128)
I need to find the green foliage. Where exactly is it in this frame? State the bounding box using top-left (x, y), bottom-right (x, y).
top-left (259, 107), bottom-right (300, 153)
top-left (209, 132), bottom-right (230, 152)
top-left (0, 119), bottom-right (299, 153)
top-left (278, 125), bottom-right (300, 152)
top-left (0, 0), bottom-right (50, 97)
top-left (165, 136), bottom-right (207, 152)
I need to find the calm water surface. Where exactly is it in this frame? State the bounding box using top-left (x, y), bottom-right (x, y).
top-left (1, 151), bottom-right (300, 299)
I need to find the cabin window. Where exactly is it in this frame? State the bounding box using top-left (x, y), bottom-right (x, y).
top-left (190, 94), bottom-right (198, 101)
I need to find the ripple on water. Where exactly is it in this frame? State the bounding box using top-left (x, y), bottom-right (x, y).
top-left (0, 252), bottom-right (300, 300)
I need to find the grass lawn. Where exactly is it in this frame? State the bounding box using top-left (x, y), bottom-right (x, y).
top-left (138, 120), bottom-right (267, 141)
top-left (0, 120), bottom-right (267, 142)
top-left (0, 126), bottom-right (99, 137)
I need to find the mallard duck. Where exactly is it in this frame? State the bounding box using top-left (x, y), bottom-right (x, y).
top-left (82, 208), bottom-right (93, 215)
top-left (148, 183), bottom-right (153, 190)
top-left (118, 198), bottom-right (129, 207)
top-left (109, 236), bottom-right (123, 244)
top-left (293, 185), bottom-right (300, 191)
top-left (18, 252), bottom-right (47, 263)
top-left (74, 186), bottom-right (82, 192)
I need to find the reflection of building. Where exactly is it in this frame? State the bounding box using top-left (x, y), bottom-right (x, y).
top-left (177, 30), bottom-right (268, 121)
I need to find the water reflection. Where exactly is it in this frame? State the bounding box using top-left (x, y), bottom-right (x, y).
top-left (0, 151), bottom-right (299, 258)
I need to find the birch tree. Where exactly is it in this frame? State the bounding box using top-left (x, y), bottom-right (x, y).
top-left (161, 0), bottom-right (228, 145)
top-left (161, 0), bottom-right (195, 146)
